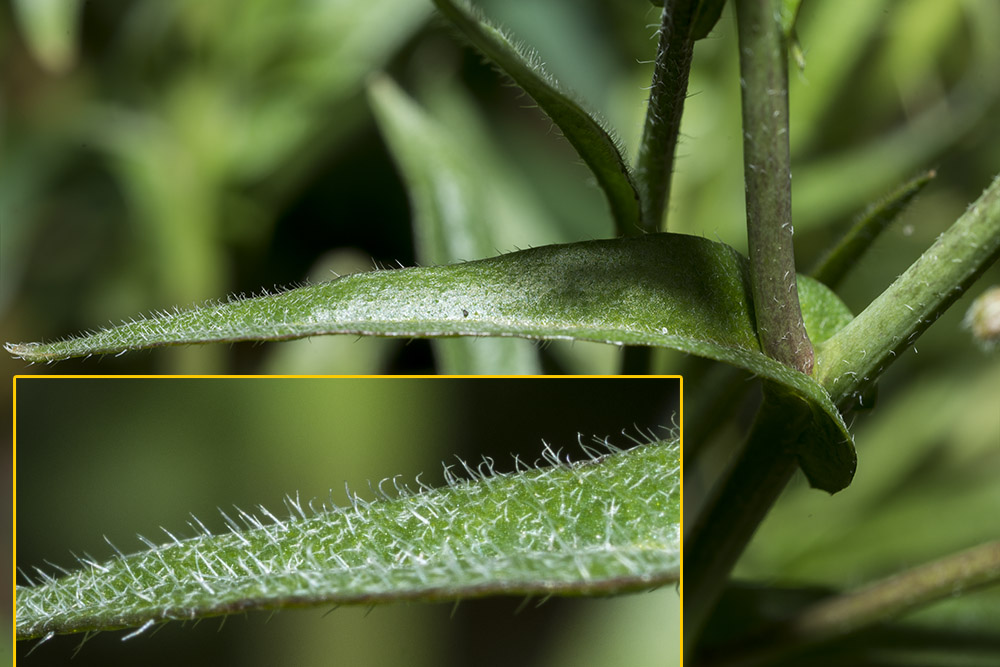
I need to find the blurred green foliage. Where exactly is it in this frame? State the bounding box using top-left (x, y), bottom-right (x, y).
top-left (3, 1), bottom-right (998, 376)
top-left (4, 0), bottom-right (1000, 664)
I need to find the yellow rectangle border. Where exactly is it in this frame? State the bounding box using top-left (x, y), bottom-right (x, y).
top-left (12, 374), bottom-right (683, 665)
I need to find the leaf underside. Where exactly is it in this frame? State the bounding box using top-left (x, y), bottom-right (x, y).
top-left (17, 434), bottom-right (680, 640)
top-left (7, 233), bottom-right (856, 491)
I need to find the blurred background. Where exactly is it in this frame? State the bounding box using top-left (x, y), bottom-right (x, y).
top-left (3, 0), bottom-right (1000, 663)
top-left (15, 376), bottom-right (681, 665)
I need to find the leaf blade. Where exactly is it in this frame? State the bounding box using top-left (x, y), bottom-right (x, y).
top-left (16, 435), bottom-right (680, 639)
top-left (7, 233), bottom-right (855, 490)
top-left (7, 235), bottom-right (773, 360)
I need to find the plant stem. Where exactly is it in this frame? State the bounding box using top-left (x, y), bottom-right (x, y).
top-left (634, 1), bottom-right (695, 233)
top-left (782, 539), bottom-right (1000, 641)
top-left (687, 8), bottom-right (817, 627)
top-left (705, 540), bottom-right (1000, 667)
top-left (735, 0), bottom-right (813, 374)
top-left (686, 175), bottom-right (1000, 655)
top-left (683, 386), bottom-right (806, 648)
top-left (816, 173), bottom-right (1000, 406)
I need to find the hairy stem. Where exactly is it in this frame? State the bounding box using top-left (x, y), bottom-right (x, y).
top-left (634, 1), bottom-right (695, 233)
top-left (816, 173), bottom-right (1000, 405)
top-left (686, 174), bottom-right (1000, 653)
top-left (735, 0), bottom-right (813, 374)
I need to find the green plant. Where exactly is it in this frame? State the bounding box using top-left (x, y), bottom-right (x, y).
top-left (6, 0), bottom-right (1000, 665)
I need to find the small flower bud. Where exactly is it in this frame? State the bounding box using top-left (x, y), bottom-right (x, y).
top-left (964, 286), bottom-right (1000, 351)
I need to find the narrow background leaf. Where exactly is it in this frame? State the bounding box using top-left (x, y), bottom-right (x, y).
top-left (368, 75), bottom-right (540, 373)
top-left (811, 170), bottom-right (935, 289)
top-left (11, 0), bottom-right (82, 74)
top-left (778, 0), bottom-right (805, 38)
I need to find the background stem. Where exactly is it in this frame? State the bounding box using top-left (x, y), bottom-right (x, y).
top-left (683, 386), bottom-right (806, 648)
top-left (735, 0), bottom-right (813, 374)
top-left (634, 1), bottom-right (695, 233)
top-left (780, 540), bottom-right (1000, 644)
top-left (702, 540), bottom-right (1000, 667)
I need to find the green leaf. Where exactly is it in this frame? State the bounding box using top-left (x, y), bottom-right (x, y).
top-left (431, 0), bottom-right (640, 235)
top-left (779, 0), bottom-right (805, 38)
top-left (646, 1), bottom-right (727, 42)
top-left (795, 278), bottom-right (859, 491)
top-left (368, 75), bottom-right (540, 373)
top-left (811, 170), bottom-right (936, 289)
top-left (16, 434), bottom-right (680, 639)
top-left (11, 0), bottom-right (82, 74)
top-left (797, 275), bottom-right (855, 344)
top-left (780, 0), bottom-right (807, 70)
top-left (687, 1), bottom-right (729, 41)
top-left (6, 233), bottom-right (856, 490)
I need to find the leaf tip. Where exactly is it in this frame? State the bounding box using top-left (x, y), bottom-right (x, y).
top-left (5, 341), bottom-right (39, 361)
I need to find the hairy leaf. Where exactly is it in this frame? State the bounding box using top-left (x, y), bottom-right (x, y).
top-left (6, 233), bottom-right (856, 490)
top-left (431, 0), bottom-right (640, 234)
top-left (17, 435), bottom-right (680, 639)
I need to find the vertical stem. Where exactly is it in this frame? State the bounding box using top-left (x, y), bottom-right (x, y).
top-left (686, 2), bottom-right (816, 648)
top-left (683, 387), bottom-right (806, 649)
top-left (736, 0), bottom-right (813, 374)
top-left (634, 1), bottom-right (695, 233)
